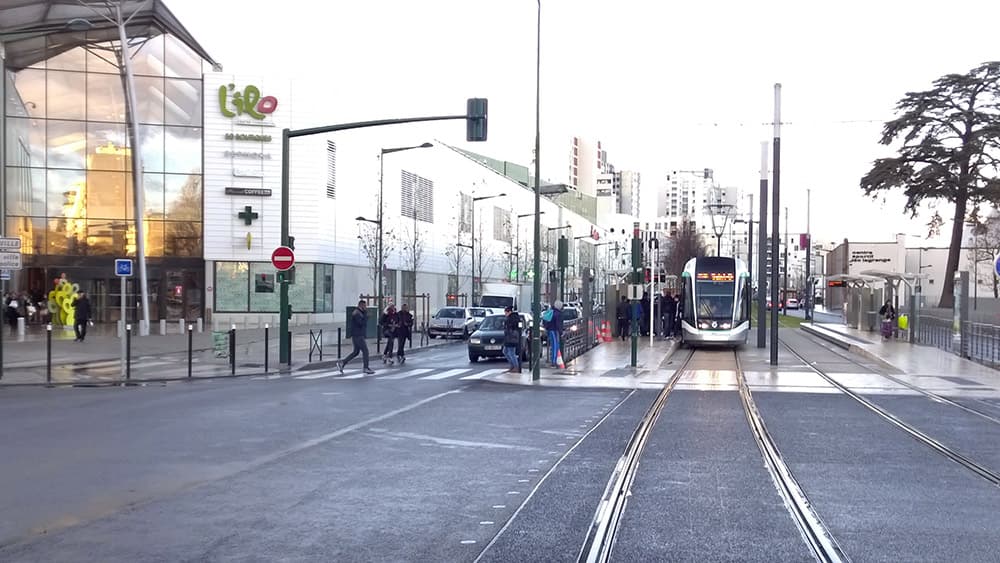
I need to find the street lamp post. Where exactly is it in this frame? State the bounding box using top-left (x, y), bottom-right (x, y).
top-left (531, 0), bottom-right (543, 381)
top-left (517, 211), bottom-right (544, 282)
top-left (470, 193), bottom-right (506, 305)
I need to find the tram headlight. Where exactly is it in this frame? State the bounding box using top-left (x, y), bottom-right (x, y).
top-left (720, 322), bottom-right (732, 330)
top-left (698, 321), bottom-right (711, 329)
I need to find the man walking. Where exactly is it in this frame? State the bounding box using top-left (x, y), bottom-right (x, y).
top-left (338, 300), bottom-right (374, 375)
top-left (397, 303), bottom-right (414, 364)
top-left (73, 291), bottom-right (91, 342)
top-left (616, 296), bottom-right (629, 341)
top-left (502, 306), bottom-right (522, 373)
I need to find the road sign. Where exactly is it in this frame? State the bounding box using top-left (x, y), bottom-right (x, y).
top-left (628, 284), bottom-right (643, 301)
top-left (115, 258), bottom-right (133, 277)
top-left (0, 237), bottom-right (21, 251)
top-left (271, 246), bottom-right (295, 271)
top-left (0, 253), bottom-right (21, 270)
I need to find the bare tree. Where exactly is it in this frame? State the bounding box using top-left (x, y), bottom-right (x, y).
top-left (475, 221), bottom-right (498, 294)
top-left (358, 223), bottom-right (398, 296)
top-left (660, 222), bottom-right (710, 278)
top-left (400, 221), bottom-right (426, 296)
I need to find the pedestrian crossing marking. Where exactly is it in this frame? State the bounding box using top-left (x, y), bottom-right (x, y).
top-left (379, 368), bottom-right (433, 380)
top-left (296, 371), bottom-right (338, 380)
top-left (461, 368), bottom-right (508, 380)
top-left (421, 368), bottom-right (472, 380)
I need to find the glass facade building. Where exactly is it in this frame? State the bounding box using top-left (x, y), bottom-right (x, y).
top-left (3, 32), bottom-right (206, 322)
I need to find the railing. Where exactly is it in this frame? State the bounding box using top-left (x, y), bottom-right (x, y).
top-left (915, 314), bottom-right (1000, 369)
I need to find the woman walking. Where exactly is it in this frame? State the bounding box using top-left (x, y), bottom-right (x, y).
top-left (380, 304), bottom-right (400, 364)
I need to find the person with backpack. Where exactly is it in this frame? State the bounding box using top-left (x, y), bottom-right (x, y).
top-left (543, 300), bottom-right (564, 366)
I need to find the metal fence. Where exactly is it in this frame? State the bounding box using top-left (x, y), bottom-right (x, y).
top-left (915, 314), bottom-right (1000, 369)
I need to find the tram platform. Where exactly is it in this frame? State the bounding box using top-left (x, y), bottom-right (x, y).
top-left (801, 322), bottom-right (1000, 383)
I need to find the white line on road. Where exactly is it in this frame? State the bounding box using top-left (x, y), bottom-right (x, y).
top-left (296, 372), bottom-right (338, 380)
top-left (461, 368), bottom-right (508, 380)
top-left (378, 368), bottom-right (434, 380)
top-left (421, 368), bottom-right (472, 380)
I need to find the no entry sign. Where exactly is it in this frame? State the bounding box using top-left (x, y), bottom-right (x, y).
top-left (271, 246), bottom-right (295, 271)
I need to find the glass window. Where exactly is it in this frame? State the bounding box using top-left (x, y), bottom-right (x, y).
top-left (165, 78), bottom-right (202, 126)
top-left (314, 264), bottom-right (333, 313)
top-left (164, 34), bottom-right (204, 79)
top-left (86, 40), bottom-right (120, 74)
top-left (250, 262), bottom-right (279, 312)
top-left (7, 68), bottom-right (46, 118)
top-left (130, 35), bottom-right (165, 77)
top-left (87, 72), bottom-right (126, 122)
top-left (164, 221), bottom-right (200, 257)
top-left (143, 219), bottom-right (165, 257)
top-left (87, 121), bottom-right (128, 170)
top-left (86, 170), bottom-right (128, 220)
top-left (138, 124), bottom-right (165, 172)
top-left (135, 75), bottom-right (165, 124)
top-left (215, 262), bottom-right (249, 312)
top-left (164, 126), bottom-right (201, 174)
top-left (47, 168), bottom-right (86, 218)
top-left (5, 117), bottom-right (46, 167)
top-left (46, 42), bottom-right (86, 71)
top-left (289, 263), bottom-right (315, 313)
top-left (5, 167), bottom-right (46, 217)
top-left (143, 173), bottom-right (165, 219)
top-left (6, 216), bottom-right (46, 256)
top-left (83, 218), bottom-right (121, 255)
top-left (46, 70), bottom-right (87, 120)
top-left (46, 119), bottom-right (86, 169)
top-left (164, 174), bottom-right (202, 221)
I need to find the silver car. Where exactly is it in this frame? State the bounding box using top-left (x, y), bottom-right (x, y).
top-left (428, 307), bottom-right (476, 339)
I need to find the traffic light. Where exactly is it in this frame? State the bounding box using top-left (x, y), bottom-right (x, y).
top-left (288, 236), bottom-right (295, 250)
top-left (466, 98), bottom-right (488, 142)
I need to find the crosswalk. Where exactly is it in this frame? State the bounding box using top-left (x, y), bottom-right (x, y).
top-left (277, 366), bottom-right (512, 383)
top-left (56, 356), bottom-right (223, 381)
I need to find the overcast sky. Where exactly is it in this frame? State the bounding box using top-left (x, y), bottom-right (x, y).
top-left (169, 0), bottom-right (1000, 248)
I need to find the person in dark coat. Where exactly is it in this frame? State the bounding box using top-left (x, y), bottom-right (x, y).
top-left (502, 306), bottom-right (522, 373)
top-left (616, 296), bottom-right (629, 341)
top-left (380, 305), bottom-right (400, 364)
top-left (73, 292), bottom-right (92, 342)
top-left (339, 300), bottom-right (374, 374)
top-left (396, 303), bottom-right (414, 364)
top-left (662, 290), bottom-right (677, 338)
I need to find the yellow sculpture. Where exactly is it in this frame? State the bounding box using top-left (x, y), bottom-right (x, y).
top-left (47, 275), bottom-right (80, 327)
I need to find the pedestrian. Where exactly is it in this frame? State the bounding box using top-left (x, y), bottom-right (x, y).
top-left (397, 303), bottom-right (414, 364)
top-left (546, 300), bottom-right (564, 366)
top-left (616, 296), bottom-right (629, 341)
top-left (663, 291), bottom-right (677, 338)
top-left (338, 300), bottom-right (374, 374)
top-left (73, 291), bottom-right (91, 342)
top-left (878, 299), bottom-right (896, 340)
top-left (502, 305), bottom-right (522, 373)
top-left (380, 304), bottom-right (399, 364)
top-left (5, 292), bottom-right (19, 333)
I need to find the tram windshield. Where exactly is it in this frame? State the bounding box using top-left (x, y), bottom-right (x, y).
top-left (695, 273), bottom-right (735, 320)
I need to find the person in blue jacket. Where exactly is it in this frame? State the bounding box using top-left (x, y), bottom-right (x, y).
top-left (544, 300), bottom-right (564, 366)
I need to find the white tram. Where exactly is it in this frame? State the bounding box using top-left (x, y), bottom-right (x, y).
top-left (678, 256), bottom-right (750, 347)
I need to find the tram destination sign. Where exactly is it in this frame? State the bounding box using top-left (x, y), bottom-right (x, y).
top-left (225, 187), bottom-right (272, 197)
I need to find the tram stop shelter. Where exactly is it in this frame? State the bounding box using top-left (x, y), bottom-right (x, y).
top-left (859, 270), bottom-right (929, 342)
top-left (826, 274), bottom-right (882, 331)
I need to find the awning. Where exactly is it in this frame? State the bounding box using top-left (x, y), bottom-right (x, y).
top-left (859, 269), bottom-right (928, 289)
top-left (0, 0), bottom-right (219, 70)
top-left (826, 274), bottom-right (882, 287)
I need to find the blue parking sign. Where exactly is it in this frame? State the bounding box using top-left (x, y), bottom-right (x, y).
top-left (115, 258), bottom-right (133, 277)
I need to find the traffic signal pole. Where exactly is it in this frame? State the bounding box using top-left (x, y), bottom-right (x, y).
top-left (277, 105), bottom-right (488, 364)
top-left (631, 223), bottom-right (640, 367)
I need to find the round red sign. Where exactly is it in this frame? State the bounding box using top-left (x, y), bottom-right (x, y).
top-left (271, 246), bottom-right (295, 271)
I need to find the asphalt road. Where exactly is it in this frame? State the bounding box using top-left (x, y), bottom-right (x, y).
top-left (2, 332), bottom-right (1000, 561)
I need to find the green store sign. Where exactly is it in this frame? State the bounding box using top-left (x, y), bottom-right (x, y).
top-left (219, 84), bottom-right (278, 119)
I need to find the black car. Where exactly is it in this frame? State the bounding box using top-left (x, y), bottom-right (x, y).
top-left (468, 314), bottom-right (528, 363)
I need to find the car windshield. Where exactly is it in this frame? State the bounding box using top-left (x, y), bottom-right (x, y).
top-left (436, 308), bottom-right (466, 319)
top-left (478, 315), bottom-right (505, 330)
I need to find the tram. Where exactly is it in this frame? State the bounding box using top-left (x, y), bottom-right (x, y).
top-left (677, 256), bottom-right (750, 347)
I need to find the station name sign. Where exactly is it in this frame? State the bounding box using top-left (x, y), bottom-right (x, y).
top-left (225, 187), bottom-right (272, 197)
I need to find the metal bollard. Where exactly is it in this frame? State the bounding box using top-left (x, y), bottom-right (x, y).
top-left (46, 323), bottom-right (53, 385)
top-left (178, 319), bottom-right (184, 334)
top-left (264, 323), bottom-right (270, 373)
top-left (319, 329), bottom-right (323, 362)
top-left (159, 319), bottom-right (167, 335)
top-left (338, 327), bottom-right (342, 359)
top-left (229, 324), bottom-right (236, 376)
top-left (126, 324), bottom-right (132, 380)
top-left (309, 329), bottom-right (314, 363)
top-left (287, 331), bottom-right (292, 366)
top-left (197, 317), bottom-right (204, 333)
top-left (17, 316), bottom-right (25, 336)
top-left (187, 324), bottom-right (194, 378)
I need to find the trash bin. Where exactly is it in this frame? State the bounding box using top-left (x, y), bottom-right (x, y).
top-left (345, 306), bottom-right (377, 339)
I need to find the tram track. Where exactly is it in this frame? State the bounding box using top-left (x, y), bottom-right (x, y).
top-left (780, 339), bottom-right (1000, 488)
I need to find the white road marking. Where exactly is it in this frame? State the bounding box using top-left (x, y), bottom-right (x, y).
top-left (461, 368), bottom-right (508, 380)
top-left (296, 372), bottom-right (338, 380)
top-left (421, 368), bottom-right (472, 380)
top-left (378, 368), bottom-right (434, 380)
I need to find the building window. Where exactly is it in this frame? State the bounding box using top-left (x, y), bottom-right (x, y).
top-left (401, 170), bottom-right (434, 223)
top-left (314, 263), bottom-right (334, 312)
top-left (326, 141), bottom-right (336, 199)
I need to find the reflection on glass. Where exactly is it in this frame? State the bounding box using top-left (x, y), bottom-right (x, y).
top-left (164, 221), bottom-right (200, 257)
top-left (6, 216), bottom-right (46, 256)
top-left (46, 42), bottom-right (86, 71)
top-left (289, 264), bottom-right (315, 313)
top-left (7, 69), bottom-right (46, 118)
top-left (165, 78), bottom-right (203, 127)
top-left (86, 40), bottom-right (119, 74)
top-left (164, 126), bottom-right (201, 174)
top-left (314, 264), bottom-right (334, 312)
top-left (46, 119), bottom-right (86, 169)
top-left (87, 122), bottom-right (128, 170)
top-left (139, 125), bottom-right (165, 172)
top-left (145, 220), bottom-right (165, 257)
top-left (87, 170), bottom-right (128, 220)
top-left (87, 72), bottom-right (127, 122)
top-left (47, 70), bottom-right (86, 119)
top-left (135, 75), bottom-right (165, 124)
top-left (5, 117), bottom-right (45, 167)
top-left (47, 168), bottom-right (86, 219)
top-left (215, 262), bottom-right (249, 312)
top-left (164, 34), bottom-right (204, 79)
top-left (164, 174), bottom-right (201, 221)
top-left (130, 35), bottom-right (165, 76)
top-left (5, 167), bottom-right (46, 217)
top-left (144, 173), bottom-right (165, 219)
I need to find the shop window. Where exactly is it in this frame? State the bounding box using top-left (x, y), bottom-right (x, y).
top-left (46, 70), bottom-right (86, 120)
top-left (5, 117), bottom-right (45, 167)
top-left (46, 119), bottom-right (86, 169)
top-left (130, 35), bottom-right (165, 77)
top-left (164, 174), bottom-right (202, 222)
top-left (87, 121), bottom-right (129, 171)
top-left (250, 263), bottom-right (279, 312)
top-left (165, 78), bottom-right (202, 127)
top-left (7, 68), bottom-right (46, 118)
top-left (87, 72), bottom-right (126, 122)
top-left (314, 264), bottom-right (334, 313)
top-left (164, 126), bottom-right (201, 174)
top-left (288, 263), bottom-right (315, 313)
top-left (139, 124), bottom-right (165, 172)
top-left (135, 75), bottom-right (165, 124)
top-left (164, 221), bottom-right (200, 257)
top-left (215, 262), bottom-right (249, 312)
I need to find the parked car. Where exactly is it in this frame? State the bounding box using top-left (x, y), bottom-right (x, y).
top-left (428, 307), bottom-right (476, 339)
top-left (468, 313), bottom-right (529, 363)
top-left (785, 298), bottom-right (799, 310)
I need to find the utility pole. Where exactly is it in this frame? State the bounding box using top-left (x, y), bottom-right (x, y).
top-left (783, 206), bottom-right (789, 317)
top-left (757, 142), bottom-right (769, 349)
top-left (747, 193), bottom-right (754, 321)
top-left (805, 188), bottom-right (812, 320)
top-left (769, 84), bottom-right (781, 365)
top-left (631, 222), bottom-right (640, 367)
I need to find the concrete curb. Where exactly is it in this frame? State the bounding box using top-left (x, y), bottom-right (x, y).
top-left (800, 323), bottom-right (901, 374)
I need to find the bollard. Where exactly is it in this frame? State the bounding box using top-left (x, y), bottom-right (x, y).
top-left (229, 324), bottom-right (236, 376)
top-left (319, 329), bottom-right (323, 361)
top-left (159, 319), bottom-right (167, 335)
top-left (197, 317), bottom-right (204, 333)
top-left (187, 324), bottom-right (194, 378)
top-left (309, 329), bottom-right (314, 363)
top-left (264, 323), bottom-right (270, 373)
top-left (17, 316), bottom-right (25, 336)
top-left (287, 331), bottom-right (292, 366)
top-left (338, 327), bottom-right (342, 358)
top-left (46, 323), bottom-right (53, 385)
top-left (178, 319), bottom-right (184, 334)
top-left (126, 324), bottom-right (132, 380)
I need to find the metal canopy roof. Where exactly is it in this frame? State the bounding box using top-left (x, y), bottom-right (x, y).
top-left (826, 274), bottom-right (882, 287)
top-left (859, 269), bottom-right (928, 288)
top-left (0, 0), bottom-right (218, 70)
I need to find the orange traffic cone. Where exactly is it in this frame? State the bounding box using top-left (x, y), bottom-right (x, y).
top-left (556, 349), bottom-right (565, 369)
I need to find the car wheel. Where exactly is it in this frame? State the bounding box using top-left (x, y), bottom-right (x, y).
top-left (468, 353), bottom-right (478, 363)
top-left (428, 333), bottom-right (436, 339)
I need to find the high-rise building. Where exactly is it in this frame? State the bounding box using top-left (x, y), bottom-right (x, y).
top-left (568, 136), bottom-right (608, 196)
top-left (616, 170), bottom-right (641, 217)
